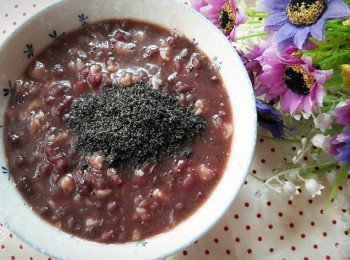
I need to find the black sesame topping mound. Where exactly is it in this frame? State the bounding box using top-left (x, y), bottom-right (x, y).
top-left (68, 83), bottom-right (207, 167)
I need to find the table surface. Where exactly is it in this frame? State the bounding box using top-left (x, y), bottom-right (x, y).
top-left (0, 1), bottom-right (349, 259)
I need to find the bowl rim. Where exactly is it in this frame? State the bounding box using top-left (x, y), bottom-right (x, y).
top-left (0, 0), bottom-right (257, 259)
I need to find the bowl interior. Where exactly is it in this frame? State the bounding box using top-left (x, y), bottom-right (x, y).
top-left (0, 0), bottom-right (256, 259)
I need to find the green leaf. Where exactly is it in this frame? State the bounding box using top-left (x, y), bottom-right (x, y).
top-left (326, 164), bottom-right (350, 208)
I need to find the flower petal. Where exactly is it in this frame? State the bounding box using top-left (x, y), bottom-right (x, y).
top-left (264, 11), bottom-right (288, 27)
top-left (273, 23), bottom-right (298, 43)
top-left (310, 18), bottom-right (325, 41)
top-left (293, 27), bottom-right (311, 49)
top-left (323, 0), bottom-right (350, 19)
top-left (257, 0), bottom-right (289, 12)
top-left (190, 0), bottom-right (206, 11)
top-left (289, 94), bottom-right (304, 115)
top-left (200, 5), bottom-right (218, 20)
top-left (206, 0), bottom-right (225, 10)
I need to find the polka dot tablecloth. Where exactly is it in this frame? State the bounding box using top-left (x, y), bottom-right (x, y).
top-left (0, 1), bottom-right (349, 259)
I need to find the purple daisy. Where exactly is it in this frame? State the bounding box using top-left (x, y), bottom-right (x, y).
top-left (190, 0), bottom-right (247, 41)
top-left (257, 0), bottom-right (350, 50)
top-left (334, 99), bottom-right (350, 128)
top-left (329, 131), bottom-right (350, 165)
top-left (255, 44), bottom-right (332, 117)
top-left (256, 99), bottom-right (285, 137)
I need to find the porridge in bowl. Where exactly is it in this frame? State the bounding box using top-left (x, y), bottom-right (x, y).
top-left (3, 19), bottom-right (233, 243)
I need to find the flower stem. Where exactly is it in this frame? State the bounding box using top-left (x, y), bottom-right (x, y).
top-left (318, 51), bottom-right (350, 66)
top-left (326, 164), bottom-right (350, 208)
top-left (237, 32), bottom-right (269, 40)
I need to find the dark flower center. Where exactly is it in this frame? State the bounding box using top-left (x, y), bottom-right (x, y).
top-left (219, 2), bottom-right (237, 34)
top-left (283, 65), bottom-right (315, 95)
top-left (286, 0), bottom-right (327, 25)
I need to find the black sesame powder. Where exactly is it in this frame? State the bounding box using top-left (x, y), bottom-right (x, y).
top-left (68, 83), bottom-right (207, 167)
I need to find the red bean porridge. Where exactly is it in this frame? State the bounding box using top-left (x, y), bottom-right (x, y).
top-left (4, 20), bottom-right (232, 243)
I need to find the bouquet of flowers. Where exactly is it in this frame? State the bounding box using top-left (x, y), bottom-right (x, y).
top-left (190, 0), bottom-right (350, 254)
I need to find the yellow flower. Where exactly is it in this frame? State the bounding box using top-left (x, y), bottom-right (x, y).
top-left (342, 64), bottom-right (350, 88)
top-left (343, 19), bottom-right (350, 27)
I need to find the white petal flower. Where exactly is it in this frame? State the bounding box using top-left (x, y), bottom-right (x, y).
top-left (314, 113), bottom-right (332, 132)
top-left (282, 181), bottom-right (300, 200)
top-left (304, 179), bottom-right (325, 198)
top-left (312, 134), bottom-right (330, 151)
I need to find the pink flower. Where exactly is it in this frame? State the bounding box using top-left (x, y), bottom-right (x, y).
top-left (335, 99), bottom-right (350, 128)
top-left (254, 44), bottom-right (332, 117)
top-left (190, 0), bottom-right (247, 41)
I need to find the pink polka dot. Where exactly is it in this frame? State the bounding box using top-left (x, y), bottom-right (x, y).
top-left (244, 202), bottom-right (249, 207)
top-left (183, 250), bottom-right (187, 255)
top-left (19, 245), bottom-right (23, 249)
top-left (2, 31), bottom-right (6, 34)
top-left (292, 146), bottom-right (296, 151)
top-left (257, 213), bottom-right (262, 218)
top-left (278, 212), bottom-right (283, 217)
top-left (247, 249), bottom-right (252, 254)
top-left (205, 250), bottom-right (210, 255)
top-left (271, 148), bottom-right (275, 152)
top-left (288, 200), bottom-right (293, 205)
top-left (299, 211), bottom-right (304, 215)
top-left (268, 224), bottom-right (273, 229)
top-left (269, 248), bottom-right (274, 253)
top-left (246, 225), bottom-right (251, 230)
top-left (303, 156), bottom-right (308, 161)
top-left (33, 4), bottom-right (37, 7)
top-left (313, 244), bottom-right (318, 249)
top-left (235, 237), bottom-right (240, 242)
top-left (280, 235), bottom-right (284, 240)
top-left (261, 159), bottom-right (266, 163)
top-left (23, 13), bottom-right (27, 16)
top-left (338, 186), bottom-right (343, 191)
top-left (332, 220), bottom-right (337, 225)
top-left (289, 223), bottom-right (294, 228)
top-left (214, 238), bottom-right (219, 243)
top-left (11, 256), bottom-right (15, 260)
top-left (291, 246), bottom-right (296, 251)
top-left (310, 221), bottom-right (315, 226)
top-left (301, 233), bottom-right (306, 238)
top-left (323, 232), bottom-right (327, 237)
top-left (1, 245), bottom-right (5, 249)
top-left (9, 234), bottom-right (13, 238)
top-left (304, 257), bottom-right (309, 260)
top-left (345, 230), bottom-right (349, 235)
top-left (234, 214), bottom-right (239, 219)
top-left (5, 14), bottom-right (8, 17)
top-left (224, 226), bottom-right (229, 231)
top-left (226, 249), bottom-right (231, 255)
top-left (244, 180), bottom-right (248, 185)
top-left (258, 236), bottom-right (262, 241)
top-left (326, 255), bottom-right (331, 260)
top-left (14, 5), bottom-right (18, 8)
top-left (259, 138), bottom-right (264, 143)
top-left (308, 199), bottom-right (313, 204)
top-left (267, 201), bottom-right (271, 206)
top-left (13, 22), bottom-right (17, 25)
top-left (30, 257), bottom-right (33, 260)
top-left (252, 169), bottom-right (257, 174)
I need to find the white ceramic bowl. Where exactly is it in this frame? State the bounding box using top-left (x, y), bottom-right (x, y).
top-left (0, 0), bottom-right (256, 259)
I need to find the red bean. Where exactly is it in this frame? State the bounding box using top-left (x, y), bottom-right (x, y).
top-left (43, 96), bottom-right (56, 105)
top-left (39, 161), bottom-right (53, 176)
top-left (174, 159), bottom-right (189, 174)
top-left (107, 201), bottom-right (119, 212)
top-left (176, 82), bottom-right (192, 94)
top-left (88, 73), bottom-right (103, 88)
top-left (55, 158), bottom-right (69, 173)
top-left (183, 174), bottom-right (196, 191)
top-left (99, 230), bottom-right (115, 242)
top-left (7, 132), bottom-right (21, 147)
top-left (51, 64), bottom-right (66, 77)
top-left (73, 80), bottom-right (88, 93)
top-left (14, 155), bottom-right (25, 168)
top-left (111, 174), bottom-right (124, 187)
top-left (17, 176), bottom-right (34, 195)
